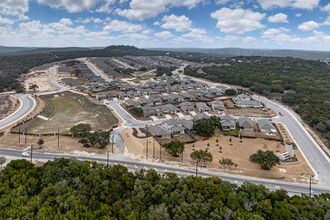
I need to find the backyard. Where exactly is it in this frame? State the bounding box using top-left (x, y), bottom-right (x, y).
top-left (13, 92), bottom-right (118, 134)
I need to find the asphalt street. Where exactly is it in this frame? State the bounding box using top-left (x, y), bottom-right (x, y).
top-left (0, 147), bottom-right (328, 195)
top-left (0, 94), bottom-right (35, 130)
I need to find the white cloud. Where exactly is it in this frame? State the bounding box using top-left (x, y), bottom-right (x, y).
top-left (59, 18), bottom-right (73, 26)
top-left (0, 0), bottom-right (29, 16)
top-left (295, 13), bottom-right (302, 17)
top-left (216, 0), bottom-right (231, 4)
top-left (103, 20), bottom-right (143, 33)
top-left (320, 3), bottom-right (330, 13)
top-left (242, 36), bottom-right (256, 43)
top-left (268, 13), bottom-right (288, 23)
top-left (95, 0), bottom-right (116, 13)
top-left (161, 14), bottom-right (192, 32)
top-left (116, 0), bottom-right (203, 20)
top-left (324, 16), bottom-right (330, 25)
top-left (223, 35), bottom-right (239, 42)
top-left (37, 0), bottom-right (109, 13)
top-left (153, 21), bottom-right (160, 25)
top-left (210, 8), bottom-right (266, 34)
top-left (181, 28), bottom-right (211, 41)
top-left (0, 16), bottom-right (15, 27)
top-left (262, 27), bottom-right (289, 36)
top-left (257, 0), bottom-right (320, 10)
top-left (298, 20), bottom-right (319, 31)
top-left (155, 31), bottom-right (174, 39)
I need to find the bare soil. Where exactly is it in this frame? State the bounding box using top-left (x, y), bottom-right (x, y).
top-left (0, 132), bottom-right (109, 156)
top-left (225, 107), bottom-right (276, 118)
top-left (0, 94), bottom-right (20, 120)
top-left (24, 72), bottom-right (57, 92)
top-left (122, 127), bottom-right (314, 183)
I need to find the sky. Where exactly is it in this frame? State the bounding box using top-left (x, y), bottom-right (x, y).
top-left (0, 0), bottom-right (330, 50)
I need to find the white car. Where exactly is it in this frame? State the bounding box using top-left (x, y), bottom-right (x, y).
top-left (22, 152), bottom-right (30, 157)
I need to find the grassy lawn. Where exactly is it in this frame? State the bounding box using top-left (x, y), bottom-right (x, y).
top-left (14, 92), bottom-right (118, 134)
top-left (223, 127), bottom-right (239, 136)
top-left (139, 74), bottom-right (156, 80)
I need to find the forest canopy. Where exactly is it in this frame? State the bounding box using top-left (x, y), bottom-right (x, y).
top-left (0, 158), bottom-right (329, 219)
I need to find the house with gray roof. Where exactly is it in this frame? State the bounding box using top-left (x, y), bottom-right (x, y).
top-left (196, 102), bottom-right (210, 113)
top-left (148, 125), bottom-right (171, 139)
top-left (236, 100), bottom-right (262, 108)
top-left (117, 91), bottom-right (127, 99)
top-left (126, 99), bottom-right (140, 107)
top-left (220, 115), bottom-right (236, 130)
top-left (211, 100), bottom-right (225, 111)
top-left (193, 113), bottom-right (210, 121)
top-left (95, 92), bottom-right (107, 100)
top-left (138, 97), bottom-right (153, 106)
top-left (257, 119), bottom-right (277, 135)
top-left (238, 117), bottom-right (254, 130)
top-left (179, 102), bottom-right (195, 113)
top-left (162, 118), bottom-right (193, 134)
top-left (142, 106), bottom-right (156, 117)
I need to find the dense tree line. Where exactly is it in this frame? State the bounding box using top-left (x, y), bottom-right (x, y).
top-left (0, 158), bottom-right (329, 219)
top-left (185, 57), bottom-right (330, 144)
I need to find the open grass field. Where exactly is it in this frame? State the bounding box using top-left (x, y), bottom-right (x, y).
top-left (13, 92), bottom-right (118, 134)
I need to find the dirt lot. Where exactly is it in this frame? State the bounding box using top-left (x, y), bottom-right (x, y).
top-left (13, 92), bottom-right (118, 134)
top-left (0, 94), bottom-right (20, 120)
top-left (24, 72), bottom-right (57, 92)
top-left (225, 107), bottom-right (276, 118)
top-left (122, 127), bottom-right (314, 183)
top-left (0, 132), bottom-right (109, 156)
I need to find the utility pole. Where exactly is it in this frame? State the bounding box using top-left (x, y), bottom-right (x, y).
top-left (57, 129), bottom-right (60, 148)
top-left (146, 138), bottom-right (148, 158)
top-left (181, 150), bottom-right (184, 163)
top-left (309, 176), bottom-right (312, 197)
top-left (107, 149), bottom-right (109, 167)
top-left (25, 129), bottom-right (27, 144)
top-left (153, 139), bottom-right (155, 159)
top-left (111, 134), bottom-right (114, 153)
top-left (30, 144), bottom-right (33, 163)
top-left (18, 128), bottom-right (21, 143)
top-left (159, 143), bottom-right (162, 160)
top-left (195, 161), bottom-right (198, 177)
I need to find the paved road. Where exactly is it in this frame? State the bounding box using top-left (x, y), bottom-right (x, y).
top-left (186, 75), bottom-right (330, 187)
top-left (253, 96), bottom-right (330, 187)
top-left (1, 147), bottom-right (328, 195)
top-left (0, 94), bottom-right (35, 130)
top-left (83, 60), bottom-right (111, 82)
top-left (106, 100), bottom-right (192, 127)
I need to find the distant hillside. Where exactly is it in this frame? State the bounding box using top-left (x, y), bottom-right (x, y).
top-left (152, 47), bottom-right (330, 61)
top-left (0, 46), bottom-right (93, 55)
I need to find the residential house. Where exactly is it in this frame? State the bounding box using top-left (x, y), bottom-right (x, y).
top-left (126, 99), bottom-right (140, 107)
top-left (196, 102), bottom-right (210, 113)
top-left (155, 104), bottom-right (180, 115)
top-left (138, 97), bottom-right (153, 106)
top-left (169, 93), bottom-right (184, 102)
top-left (193, 113), bottom-right (210, 121)
top-left (238, 117), bottom-right (254, 130)
top-left (181, 93), bottom-right (195, 101)
top-left (142, 106), bottom-right (156, 117)
top-left (220, 115), bottom-right (236, 130)
top-left (148, 125), bottom-right (171, 139)
top-left (149, 95), bottom-right (163, 105)
top-left (232, 94), bottom-right (250, 103)
top-left (95, 92), bottom-right (107, 100)
top-left (257, 119), bottom-right (277, 135)
top-left (162, 118), bottom-right (193, 135)
top-left (117, 91), bottom-right (127, 99)
top-left (211, 100), bottom-right (225, 111)
top-left (236, 100), bottom-right (262, 108)
top-left (180, 102), bottom-right (195, 113)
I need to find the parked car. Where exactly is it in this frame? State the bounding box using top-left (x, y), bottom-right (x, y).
top-left (22, 152), bottom-right (30, 157)
top-left (279, 112), bottom-right (283, 116)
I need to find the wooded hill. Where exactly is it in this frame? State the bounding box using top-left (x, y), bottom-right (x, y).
top-left (1, 158), bottom-right (329, 219)
top-left (184, 56), bottom-right (330, 145)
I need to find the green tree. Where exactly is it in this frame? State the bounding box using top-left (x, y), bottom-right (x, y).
top-left (219, 158), bottom-right (237, 170)
top-left (29, 84), bottom-right (39, 92)
top-left (37, 138), bottom-right (44, 148)
top-left (193, 117), bottom-right (220, 137)
top-left (251, 150), bottom-right (280, 170)
top-left (190, 149), bottom-right (213, 167)
top-left (163, 141), bottom-right (184, 157)
top-left (70, 124), bottom-right (91, 138)
top-left (129, 107), bottom-right (143, 117)
top-left (87, 130), bottom-right (110, 148)
top-left (225, 89), bottom-right (237, 96)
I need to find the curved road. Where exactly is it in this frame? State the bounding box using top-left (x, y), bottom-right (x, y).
top-left (0, 94), bottom-right (36, 130)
